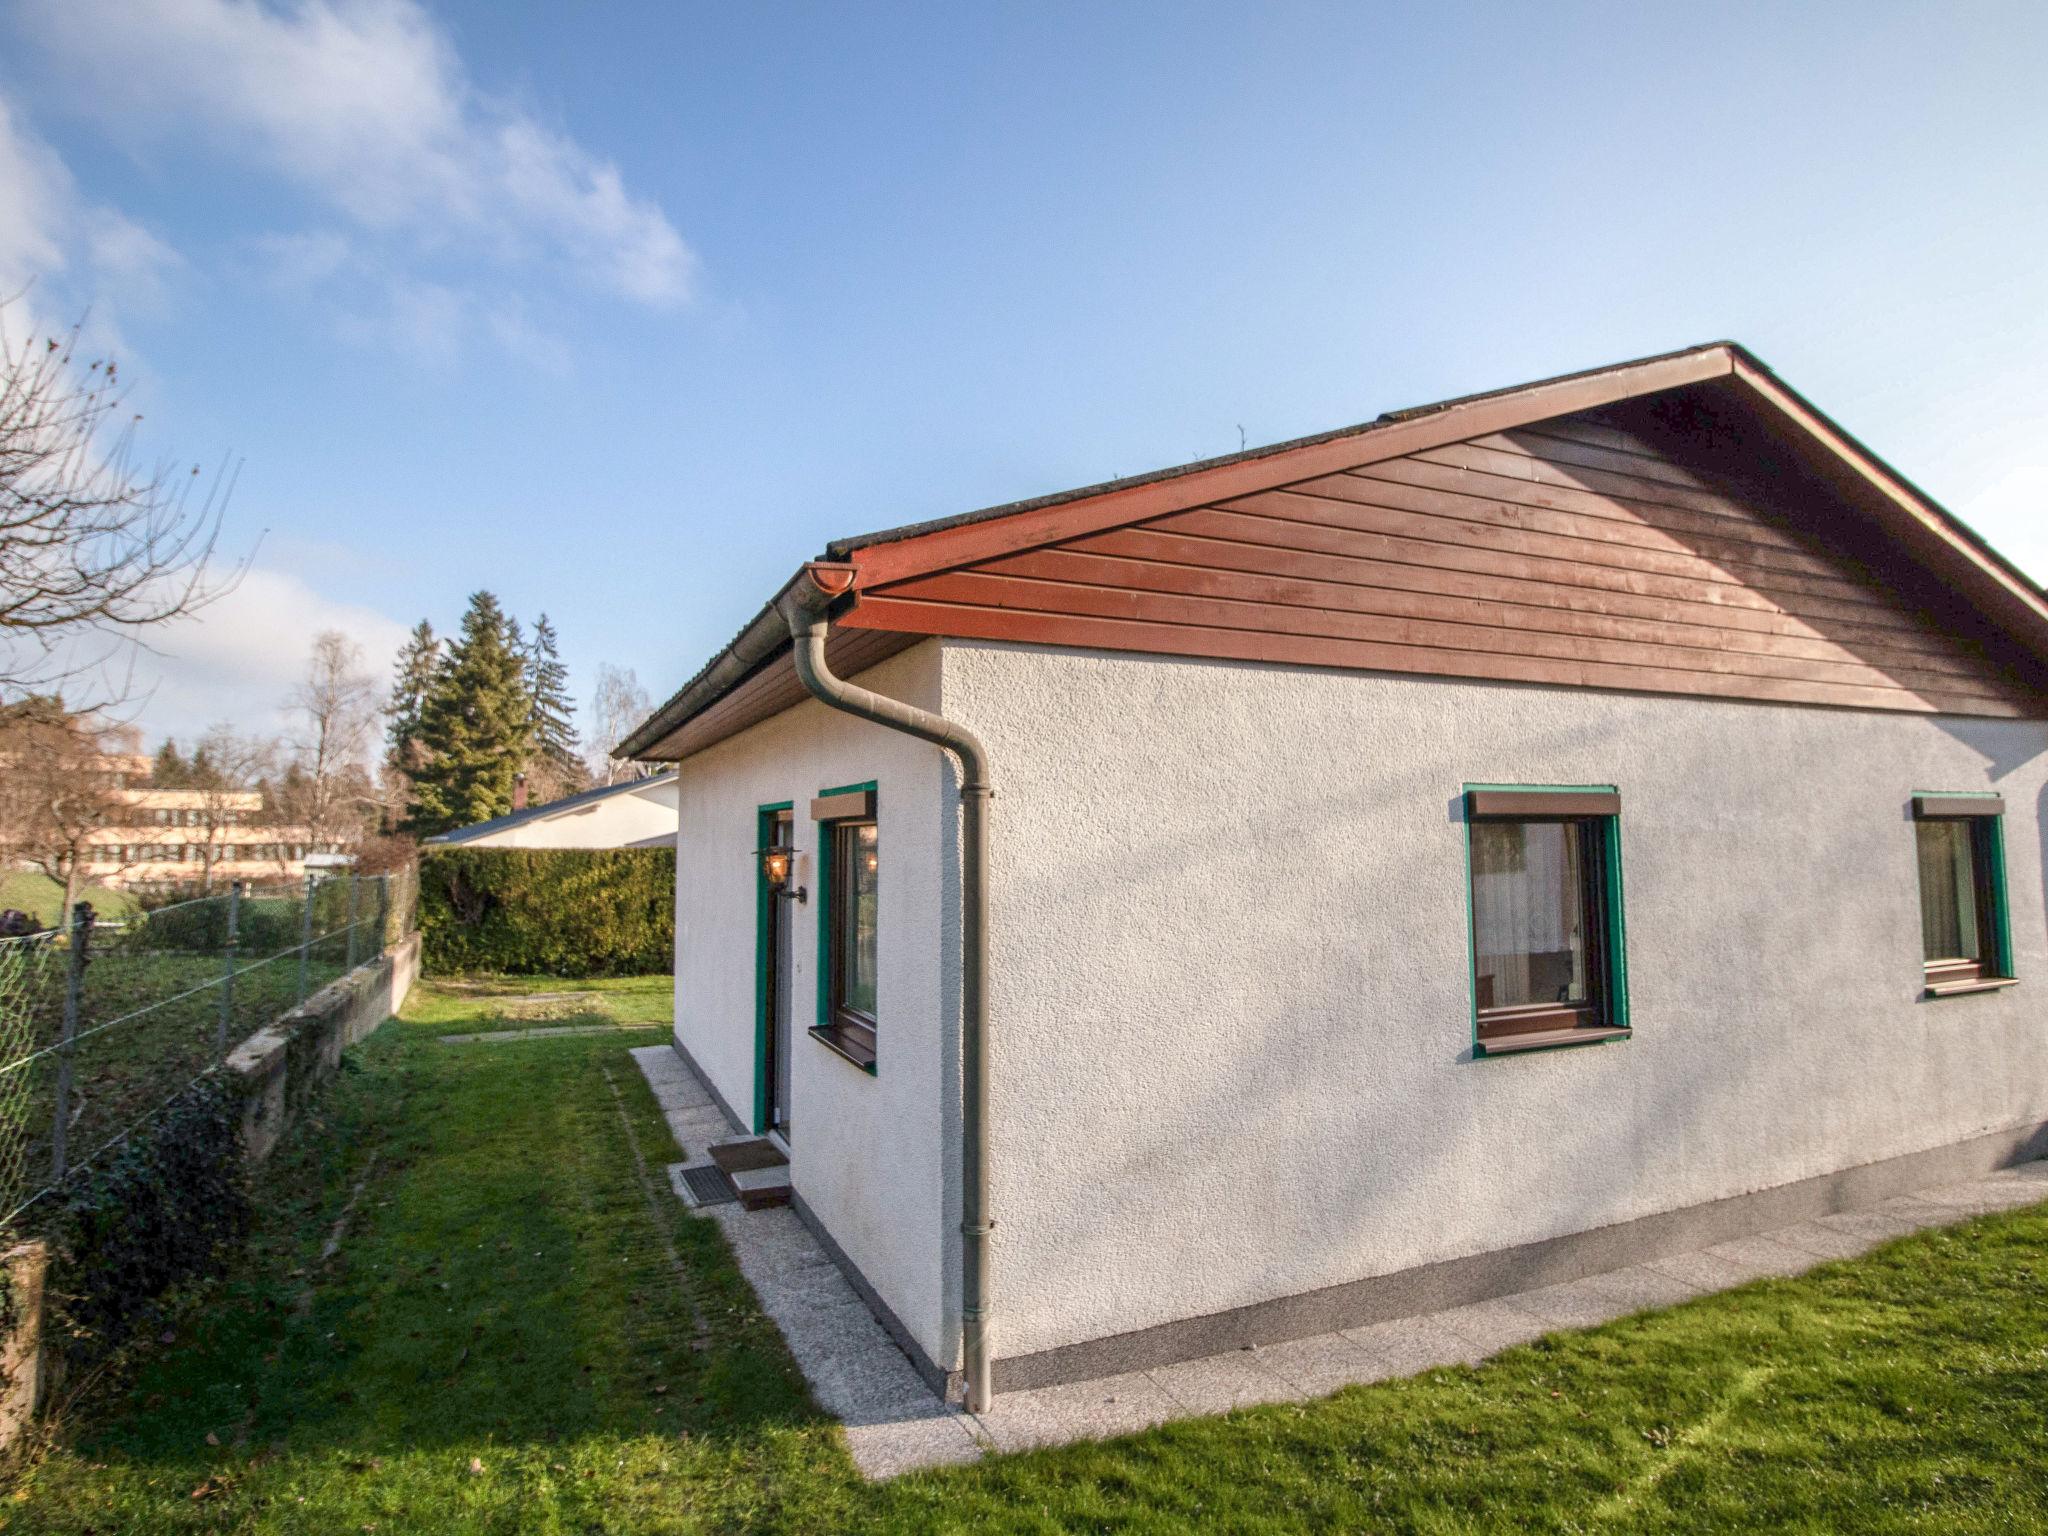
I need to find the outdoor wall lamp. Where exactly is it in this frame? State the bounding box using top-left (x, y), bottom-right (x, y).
top-left (755, 845), bottom-right (806, 903)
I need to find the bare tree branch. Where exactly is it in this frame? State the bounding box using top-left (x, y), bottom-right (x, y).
top-left (187, 724), bottom-right (276, 895)
top-left (0, 299), bottom-right (246, 697)
top-left (586, 663), bottom-right (652, 786)
top-left (278, 629), bottom-right (380, 851)
top-left (0, 700), bottom-right (134, 919)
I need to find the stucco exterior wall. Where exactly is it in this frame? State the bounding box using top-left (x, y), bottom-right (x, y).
top-left (938, 640), bottom-right (2048, 1360)
top-left (672, 642), bottom-right (959, 1369)
top-left (467, 780), bottom-right (679, 849)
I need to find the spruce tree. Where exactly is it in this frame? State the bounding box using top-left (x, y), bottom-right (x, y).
top-left (406, 592), bottom-right (533, 836)
top-left (524, 613), bottom-right (582, 782)
top-left (151, 739), bottom-right (188, 787)
top-left (384, 620), bottom-right (441, 772)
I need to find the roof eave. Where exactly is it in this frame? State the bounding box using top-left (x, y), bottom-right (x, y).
top-left (615, 568), bottom-right (815, 761)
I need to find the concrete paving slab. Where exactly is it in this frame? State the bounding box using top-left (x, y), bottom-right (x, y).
top-left (1434, 1298), bottom-right (1553, 1357)
top-left (1771, 1220), bottom-right (1883, 1261)
top-left (1994, 1161), bottom-right (2048, 1185)
top-left (974, 1372), bottom-right (1181, 1454)
top-left (1878, 1193), bottom-right (1975, 1225)
top-left (1809, 1208), bottom-right (1928, 1245)
top-left (1592, 1264), bottom-right (1705, 1309)
top-left (1643, 1246), bottom-right (1786, 1294)
top-left (1148, 1351), bottom-right (1300, 1414)
top-left (1339, 1314), bottom-right (1487, 1377)
top-left (1504, 1266), bottom-right (1701, 1332)
top-left (1250, 1332), bottom-right (1385, 1398)
top-left (1698, 1234), bottom-right (1821, 1280)
top-left (845, 1414), bottom-right (984, 1477)
top-left (1505, 1276), bottom-right (1638, 1331)
top-left (1920, 1179), bottom-right (2048, 1215)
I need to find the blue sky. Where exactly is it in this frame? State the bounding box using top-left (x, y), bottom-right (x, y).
top-left (3, 0), bottom-right (2046, 751)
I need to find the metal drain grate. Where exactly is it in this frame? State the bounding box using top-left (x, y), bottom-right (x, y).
top-left (678, 1163), bottom-right (737, 1207)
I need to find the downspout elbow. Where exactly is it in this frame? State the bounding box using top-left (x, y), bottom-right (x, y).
top-left (777, 566), bottom-right (991, 791)
top-left (778, 561), bottom-right (996, 1415)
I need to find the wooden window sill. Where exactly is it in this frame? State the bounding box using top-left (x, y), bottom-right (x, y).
top-left (809, 1023), bottom-right (877, 1074)
top-left (1924, 976), bottom-right (2018, 999)
top-left (1477, 1025), bottom-right (1632, 1057)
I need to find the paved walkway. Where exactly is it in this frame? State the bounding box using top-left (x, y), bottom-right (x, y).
top-left (440, 1024), bottom-right (649, 1044)
top-left (632, 1046), bottom-right (984, 1477)
top-left (631, 1046), bottom-right (2048, 1478)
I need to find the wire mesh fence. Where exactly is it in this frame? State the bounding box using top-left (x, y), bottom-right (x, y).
top-left (0, 870), bottom-right (408, 1233)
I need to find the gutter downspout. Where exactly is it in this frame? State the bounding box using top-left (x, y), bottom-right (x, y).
top-left (775, 562), bottom-right (996, 1414)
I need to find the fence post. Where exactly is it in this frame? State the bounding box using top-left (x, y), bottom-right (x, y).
top-left (51, 902), bottom-right (93, 1185)
top-left (216, 879), bottom-right (241, 1060)
top-left (297, 871), bottom-right (316, 1005)
top-left (345, 871), bottom-right (360, 973)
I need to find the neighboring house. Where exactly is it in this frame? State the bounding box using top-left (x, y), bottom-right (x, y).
top-left (620, 342), bottom-right (2048, 1410)
top-left (78, 754), bottom-right (341, 891)
top-left (421, 773), bottom-right (679, 850)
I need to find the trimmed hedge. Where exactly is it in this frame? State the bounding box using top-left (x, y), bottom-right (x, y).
top-left (419, 848), bottom-right (674, 977)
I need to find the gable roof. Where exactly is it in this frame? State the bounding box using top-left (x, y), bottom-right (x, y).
top-left (422, 773), bottom-right (676, 847)
top-left (622, 342), bottom-right (2048, 760)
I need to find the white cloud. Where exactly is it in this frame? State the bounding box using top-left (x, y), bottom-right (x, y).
top-left (120, 564), bottom-right (410, 747)
top-left (0, 93), bottom-right (179, 334)
top-left (332, 269), bottom-right (470, 367)
top-left (0, 96), bottom-right (70, 290)
top-left (1960, 465), bottom-right (2048, 587)
top-left (20, 0), bottom-right (694, 309)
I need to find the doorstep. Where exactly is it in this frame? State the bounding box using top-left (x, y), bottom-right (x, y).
top-left (708, 1137), bottom-right (792, 1209)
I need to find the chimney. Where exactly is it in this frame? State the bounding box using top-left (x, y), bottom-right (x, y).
top-left (512, 772), bottom-right (528, 811)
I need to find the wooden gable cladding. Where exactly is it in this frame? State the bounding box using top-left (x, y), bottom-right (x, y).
top-left (842, 404), bottom-right (2043, 718)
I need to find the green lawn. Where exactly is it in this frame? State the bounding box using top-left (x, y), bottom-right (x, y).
top-left (10, 975), bottom-right (2048, 1534)
top-left (0, 911), bottom-right (364, 1200)
top-left (0, 873), bottom-right (139, 929)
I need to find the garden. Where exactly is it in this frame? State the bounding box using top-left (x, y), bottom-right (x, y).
top-left (7, 974), bottom-right (2047, 1534)
top-left (0, 874), bottom-right (404, 1224)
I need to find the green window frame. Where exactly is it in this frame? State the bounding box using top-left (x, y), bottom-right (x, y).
top-left (1911, 793), bottom-right (2015, 996)
top-left (812, 780), bottom-right (879, 1074)
top-left (1462, 784), bottom-right (1630, 1058)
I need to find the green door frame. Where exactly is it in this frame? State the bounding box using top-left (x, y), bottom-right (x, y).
top-left (752, 801), bottom-right (794, 1133)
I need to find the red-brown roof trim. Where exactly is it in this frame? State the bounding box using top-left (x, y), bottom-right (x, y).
top-left (620, 341), bottom-right (2048, 760)
top-left (837, 346), bottom-right (1736, 589)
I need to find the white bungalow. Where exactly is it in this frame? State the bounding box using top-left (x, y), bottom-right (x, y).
top-left (422, 774), bottom-right (679, 851)
top-left (621, 343), bottom-right (2048, 1410)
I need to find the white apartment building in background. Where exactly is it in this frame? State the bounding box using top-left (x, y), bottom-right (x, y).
top-left (77, 753), bottom-right (345, 892)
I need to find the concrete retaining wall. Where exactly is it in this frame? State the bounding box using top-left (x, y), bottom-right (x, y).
top-left (0, 931), bottom-right (418, 1455)
top-left (227, 931), bottom-right (420, 1163)
top-left (0, 1241), bottom-right (47, 1456)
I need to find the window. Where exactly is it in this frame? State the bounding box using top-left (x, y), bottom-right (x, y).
top-left (810, 784), bottom-right (879, 1072)
top-left (1465, 788), bottom-right (1629, 1055)
top-left (834, 820), bottom-right (879, 1023)
top-left (1912, 794), bottom-right (2012, 994)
